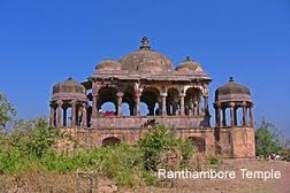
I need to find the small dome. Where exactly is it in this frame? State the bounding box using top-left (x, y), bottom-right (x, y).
top-left (216, 77), bottom-right (250, 96)
top-left (96, 60), bottom-right (122, 71)
top-left (119, 37), bottom-right (172, 73)
top-left (53, 77), bottom-right (85, 94)
top-left (215, 77), bottom-right (252, 103)
top-left (52, 78), bottom-right (87, 102)
top-left (176, 57), bottom-right (204, 73)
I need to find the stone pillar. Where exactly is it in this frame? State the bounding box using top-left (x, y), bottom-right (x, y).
top-left (81, 102), bottom-right (87, 127)
top-left (222, 108), bottom-right (226, 127)
top-left (129, 103), bottom-right (134, 116)
top-left (92, 94), bottom-right (98, 118)
top-left (63, 107), bottom-right (67, 127)
top-left (215, 103), bottom-right (223, 127)
top-left (193, 101), bottom-right (198, 116)
top-left (219, 108), bottom-right (223, 127)
top-left (135, 93), bottom-right (141, 116)
top-left (234, 107), bottom-right (238, 126)
top-left (49, 104), bottom-right (55, 127)
top-left (249, 107), bottom-right (254, 127)
top-left (71, 100), bottom-right (77, 127)
top-left (160, 92), bottom-right (167, 116)
top-left (117, 92), bottom-right (124, 116)
top-left (242, 102), bottom-right (247, 126)
top-left (230, 102), bottom-right (235, 127)
top-left (204, 96), bottom-right (209, 115)
top-left (215, 105), bottom-right (219, 127)
top-left (56, 100), bottom-right (63, 128)
top-left (180, 93), bottom-right (185, 116)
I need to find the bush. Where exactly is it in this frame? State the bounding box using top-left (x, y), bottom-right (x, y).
top-left (138, 125), bottom-right (194, 171)
top-left (255, 120), bottom-right (282, 157)
top-left (0, 122), bottom-right (197, 187)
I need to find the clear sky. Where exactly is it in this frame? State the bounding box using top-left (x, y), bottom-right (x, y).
top-left (0, 0), bottom-right (289, 135)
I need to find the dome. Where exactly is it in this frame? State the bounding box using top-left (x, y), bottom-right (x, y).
top-left (215, 77), bottom-right (252, 103)
top-left (52, 78), bottom-right (87, 101)
top-left (216, 77), bottom-right (250, 96)
top-left (96, 60), bottom-right (122, 71)
top-left (176, 57), bottom-right (204, 73)
top-left (119, 37), bottom-right (172, 73)
top-left (53, 77), bottom-right (85, 94)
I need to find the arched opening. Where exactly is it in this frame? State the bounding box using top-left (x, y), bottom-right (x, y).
top-left (100, 102), bottom-right (116, 116)
top-left (121, 102), bottom-right (130, 116)
top-left (140, 102), bottom-right (149, 116)
top-left (122, 86), bottom-right (135, 116)
top-left (188, 136), bottom-right (206, 153)
top-left (65, 107), bottom-right (72, 127)
top-left (236, 107), bottom-right (243, 127)
top-left (141, 87), bottom-right (160, 116)
top-left (225, 108), bottom-right (231, 127)
top-left (166, 88), bottom-right (180, 116)
top-left (184, 87), bottom-right (203, 116)
top-left (102, 137), bottom-right (121, 146)
top-left (98, 86), bottom-right (118, 115)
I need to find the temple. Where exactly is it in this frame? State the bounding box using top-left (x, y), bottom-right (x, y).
top-left (49, 37), bottom-right (255, 158)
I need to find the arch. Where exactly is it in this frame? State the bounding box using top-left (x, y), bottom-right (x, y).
top-left (122, 86), bottom-right (135, 116)
top-left (188, 136), bottom-right (206, 153)
top-left (166, 87), bottom-right (180, 115)
top-left (236, 107), bottom-right (243, 126)
top-left (65, 106), bottom-right (72, 127)
top-left (98, 86), bottom-right (118, 115)
top-left (184, 87), bottom-right (203, 116)
top-left (121, 102), bottom-right (130, 116)
top-left (224, 108), bottom-right (231, 127)
top-left (98, 86), bottom-right (118, 106)
top-left (141, 87), bottom-right (160, 116)
top-left (100, 102), bottom-right (116, 116)
top-left (102, 137), bottom-right (121, 146)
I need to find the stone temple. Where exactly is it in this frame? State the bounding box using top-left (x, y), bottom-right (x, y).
top-left (49, 37), bottom-right (255, 158)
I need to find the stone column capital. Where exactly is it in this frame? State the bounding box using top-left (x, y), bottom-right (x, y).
top-left (160, 92), bottom-right (167, 97)
top-left (56, 100), bottom-right (63, 106)
top-left (229, 102), bottom-right (235, 108)
top-left (70, 99), bottom-right (77, 105)
top-left (117, 91), bottom-right (124, 97)
top-left (179, 93), bottom-right (186, 98)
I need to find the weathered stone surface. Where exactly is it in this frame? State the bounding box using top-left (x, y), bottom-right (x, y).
top-left (50, 37), bottom-right (255, 159)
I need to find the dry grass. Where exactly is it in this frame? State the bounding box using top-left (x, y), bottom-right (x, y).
top-left (1, 160), bottom-right (290, 193)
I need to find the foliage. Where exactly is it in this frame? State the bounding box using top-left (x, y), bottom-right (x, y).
top-left (138, 125), bottom-right (194, 171)
top-left (207, 155), bottom-right (220, 165)
top-left (138, 125), bottom-right (176, 171)
top-left (0, 120), bottom-right (196, 186)
top-left (0, 93), bottom-right (16, 130)
top-left (255, 119), bottom-right (282, 157)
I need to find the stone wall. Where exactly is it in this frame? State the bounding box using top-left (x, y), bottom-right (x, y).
top-left (91, 116), bottom-right (209, 129)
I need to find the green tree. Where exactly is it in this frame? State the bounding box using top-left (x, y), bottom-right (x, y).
top-left (138, 125), bottom-right (176, 171)
top-left (0, 93), bottom-right (16, 130)
top-left (255, 119), bottom-right (282, 157)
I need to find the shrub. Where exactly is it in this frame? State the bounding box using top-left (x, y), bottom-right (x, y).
top-left (255, 120), bottom-right (282, 157)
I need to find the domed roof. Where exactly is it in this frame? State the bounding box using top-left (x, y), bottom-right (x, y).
top-left (176, 56), bottom-right (204, 73)
top-left (216, 77), bottom-right (251, 96)
top-left (96, 60), bottom-right (122, 71)
top-left (53, 77), bottom-right (85, 94)
top-left (119, 37), bottom-right (172, 73)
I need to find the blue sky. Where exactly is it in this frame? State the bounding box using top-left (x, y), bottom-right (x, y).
top-left (0, 0), bottom-right (289, 135)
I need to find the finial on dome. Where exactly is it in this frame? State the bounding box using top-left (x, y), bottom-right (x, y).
top-left (67, 77), bottom-right (73, 81)
top-left (229, 77), bottom-right (234, 82)
top-left (184, 56), bottom-right (193, 62)
top-left (139, 36), bottom-right (150, 50)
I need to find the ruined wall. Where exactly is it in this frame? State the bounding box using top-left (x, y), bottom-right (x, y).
top-left (217, 127), bottom-right (255, 158)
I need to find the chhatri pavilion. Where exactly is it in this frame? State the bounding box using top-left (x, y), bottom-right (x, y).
top-left (49, 37), bottom-right (255, 158)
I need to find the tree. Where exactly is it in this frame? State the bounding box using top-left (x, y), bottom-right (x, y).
top-left (0, 93), bottom-right (16, 130)
top-left (255, 119), bottom-right (282, 157)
